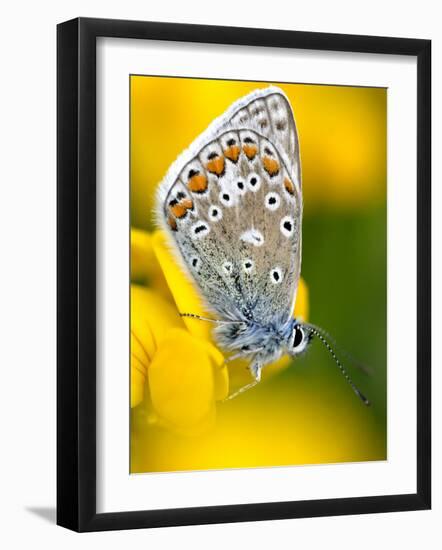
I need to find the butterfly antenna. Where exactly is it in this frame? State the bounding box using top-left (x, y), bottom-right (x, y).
top-left (179, 313), bottom-right (242, 325)
top-left (303, 325), bottom-right (370, 406)
top-left (304, 323), bottom-right (372, 376)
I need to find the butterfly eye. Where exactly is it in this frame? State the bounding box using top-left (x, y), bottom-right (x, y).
top-left (292, 326), bottom-right (304, 349)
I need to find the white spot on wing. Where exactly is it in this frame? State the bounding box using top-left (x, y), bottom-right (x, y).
top-left (240, 229), bottom-right (264, 247)
top-left (247, 173), bottom-right (261, 192)
top-left (219, 190), bottom-right (233, 207)
top-left (191, 221), bottom-right (210, 239)
top-left (280, 215), bottom-right (295, 238)
top-left (208, 204), bottom-right (222, 222)
top-left (270, 267), bottom-right (283, 284)
top-left (265, 192), bottom-right (281, 211)
top-left (236, 180), bottom-right (247, 196)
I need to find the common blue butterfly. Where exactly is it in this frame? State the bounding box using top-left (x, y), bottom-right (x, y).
top-left (156, 86), bottom-right (369, 404)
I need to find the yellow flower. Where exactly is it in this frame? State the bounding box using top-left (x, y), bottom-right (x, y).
top-left (130, 228), bottom-right (309, 436)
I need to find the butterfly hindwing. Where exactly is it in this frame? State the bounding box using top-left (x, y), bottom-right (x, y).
top-left (227, 88), bottom-right (301, 190)
top-left (157, 87), bottom-right (302, 324)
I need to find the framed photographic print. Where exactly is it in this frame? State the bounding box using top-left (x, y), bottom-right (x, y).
top-left (57, 17), bottom-right (431, 531)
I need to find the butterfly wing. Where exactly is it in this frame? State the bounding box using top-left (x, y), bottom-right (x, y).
top-left (225, 87), bottom-right (301, 188)
top-left (156, 87), bottom-right (302, 325)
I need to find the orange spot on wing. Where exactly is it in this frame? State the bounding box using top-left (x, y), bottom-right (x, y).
top-left (243, 144), bottom-right (258, 160)
top-left (206, 155), bottom-right (225, 176)
top-left (284, 177), bottom-right (295, 195)
top-left (167, 215), bottom-right (177, 231)
top-left (170, 203), bottom-right (187, 218)
top-left (262, 155), bottom-right (280, 176)
top-left (181, 198), bottom-right (194, 211)
top-left (224, 145), bottom-right (240, 163)
top-left (188, 173), bottom-right (208, 193)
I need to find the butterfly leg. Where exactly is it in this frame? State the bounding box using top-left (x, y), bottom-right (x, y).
top-left (224, 347), bottom-right (263, 364)
top-left (223, 361), bottom-right (262, 401)
top-left (224, 352), bottom-right (246, 364)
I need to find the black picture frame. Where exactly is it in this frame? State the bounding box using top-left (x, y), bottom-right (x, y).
top-left (57, 17), bottom-right (431, 532)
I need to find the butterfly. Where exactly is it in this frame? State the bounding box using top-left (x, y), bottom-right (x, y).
top-left (156, 86), bottom-right (369, 404)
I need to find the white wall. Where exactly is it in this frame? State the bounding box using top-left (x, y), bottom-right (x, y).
top-left (0, 1), bottom-right (439, 548)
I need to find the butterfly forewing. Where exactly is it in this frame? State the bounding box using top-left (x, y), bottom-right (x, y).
top-left (158, 87), bottom-right (302, 325)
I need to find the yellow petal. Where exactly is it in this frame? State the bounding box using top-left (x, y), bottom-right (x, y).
top-left (152, 230), bottom-right (212, 340)
top-left (294, 277), bottom-right (309, 321)
top-left (131, 228), bottom-right (153, 283)
top-left (148, 328), bottom-right (219, 434)
top-left (200, 340), bottom-right (229, 401)
top-left (131, 357), bottom-right (147, 408)
top-left (130, 285), bottom-right (185, 407)
top-left (131, 284), bottom-right (184, 347)
top-left (131, 228), bottom-right (173, 300)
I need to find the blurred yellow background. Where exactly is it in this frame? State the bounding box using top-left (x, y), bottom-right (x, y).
top-left (131, 77), bottom-right (386, 229)
top-left (130, 76), bottom-right (387, 473)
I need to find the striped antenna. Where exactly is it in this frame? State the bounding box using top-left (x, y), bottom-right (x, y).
top-left (303, 325), bottom-right (370, 406)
